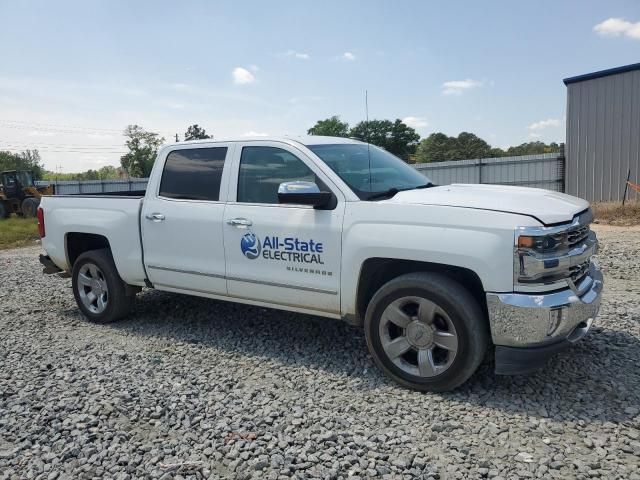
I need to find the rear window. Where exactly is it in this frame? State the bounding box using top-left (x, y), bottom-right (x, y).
top-left (159, 147), bottom-right (228, 201)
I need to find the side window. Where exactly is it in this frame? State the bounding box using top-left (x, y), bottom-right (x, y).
top-left (159, 147), bottom-right (228, 201)
top-left (237, 146), bottom-right (316, 204)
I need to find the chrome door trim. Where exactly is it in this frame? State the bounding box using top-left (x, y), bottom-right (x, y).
top-left (147, 265), bottom-right (225, 279)
top-left (226, 275), bottom-right (337, 295)
top-left (152, 283), bottom-right (339, 315)
top-left (147, 265), bottom-right (338, 295)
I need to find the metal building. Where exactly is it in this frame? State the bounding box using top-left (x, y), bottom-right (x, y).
top-left (564, 63), bottom-right (640, 202)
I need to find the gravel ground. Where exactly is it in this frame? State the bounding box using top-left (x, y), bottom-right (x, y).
top-left (1, 225), bottom-right (639, 480)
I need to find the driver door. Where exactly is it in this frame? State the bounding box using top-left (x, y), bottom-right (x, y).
top-left (223, 142), bottom-right (344, 315)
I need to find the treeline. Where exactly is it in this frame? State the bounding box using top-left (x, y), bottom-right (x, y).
top-left (0, 150), bottom-right (122, 181)
top-left (2, 120), bottom-right (561, 182)
top-left (41, 166), bottom-right (122, 181)
top-left (307, 116), bottom-right (561, 162)
top-left (0, 150), bottom-right (45, 179)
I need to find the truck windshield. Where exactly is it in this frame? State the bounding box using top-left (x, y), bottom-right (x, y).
top-left (307, 143), bottom-right (432, 200)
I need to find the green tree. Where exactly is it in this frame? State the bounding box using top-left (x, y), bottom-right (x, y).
top-left (455, 132), bottom-right (493, 159)
top-left (0, 149), bottom-right (45, 179)
top-left (307, 116), bottom-right (350, 137)
top-left (349, 119), bottom-right (420, 160)
top-left (415, 133), bottom-right (457, 162)
top-left (184, 124), bottom-right (211, 141)
top-left (120, 125), bottom-right (165, 177)
top-left (505, 141), bottom-right (560, 156)
top-left (416, 132), bottom-right (500, 162)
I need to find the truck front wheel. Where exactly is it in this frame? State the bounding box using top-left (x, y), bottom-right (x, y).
top-left (365, 272), bottom-right (489, 392)
top-left (72, 249), bottom-right (135, 323)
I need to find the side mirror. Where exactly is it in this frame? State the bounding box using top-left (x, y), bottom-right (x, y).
top-left (277, 181), bottom-right (332, 208)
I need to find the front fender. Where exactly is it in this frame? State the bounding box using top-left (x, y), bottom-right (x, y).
top-left (340, 203), bottom-right (540, 317)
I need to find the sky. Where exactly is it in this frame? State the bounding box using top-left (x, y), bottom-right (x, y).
top-left (0, 0), bottom-right (639, 172)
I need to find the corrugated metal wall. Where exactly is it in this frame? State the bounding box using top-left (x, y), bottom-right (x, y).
top-left (566, 68), bottom-right (640, 202)
top-left (414, 152), bottom-right (565, 192)
top-left (37, 178), bottom-right (148, 195)
top-left (38, 155), bottom-right (566, 196)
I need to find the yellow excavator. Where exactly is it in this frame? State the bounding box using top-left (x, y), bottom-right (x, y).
top-left (0, 170), bottom-right (54, 219)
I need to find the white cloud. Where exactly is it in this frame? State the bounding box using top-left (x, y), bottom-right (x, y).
top-left (442, 79), bottom-right (482, 95)
top-left (86, 133), bottom-right (114, 139)
top-left (284, 50), bottom-right (310, 60)
top-left (242, 131), bottom-right (269, 137)
top-left (28, 130), bottom-right (54, 137)
top-left (402, 116), bottom-right (429, 129)
top-left (528, 118), bottom-right (561, 130)
top-left (249, 65), bottom-right (260, 72)
top-left (288, 96), bottom-right (324, 104)
top-left (232, 67), bottom-right (256, 85)
top-left (594, 17), bottom-right (640, 39)
top-left (170, 82), bottom-right (193, 91)
top-left (528, 132), bottom-right (542, 139)
top-left (342, 52), bottom-right (356, 61)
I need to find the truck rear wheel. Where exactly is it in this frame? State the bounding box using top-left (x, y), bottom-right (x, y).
top-left (72, 248), bottom-right (135, 323)
top-left (365, 272), bottom-right (489, 392)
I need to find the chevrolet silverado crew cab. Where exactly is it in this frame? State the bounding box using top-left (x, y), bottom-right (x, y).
top-left (38, 136), bottom-right (603, 391)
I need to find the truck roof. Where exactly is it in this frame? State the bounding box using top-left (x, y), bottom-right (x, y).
top-left (164, 135), bottom-right (365, 148)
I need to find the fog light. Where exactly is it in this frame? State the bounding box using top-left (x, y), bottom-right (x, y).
top-left (548, 308), bottom-right (562, 335)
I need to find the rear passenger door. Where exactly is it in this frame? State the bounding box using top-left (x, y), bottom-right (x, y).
top-left (141, 144), bottom-right (233, 295)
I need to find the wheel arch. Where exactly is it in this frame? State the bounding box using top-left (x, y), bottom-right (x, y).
top-left (65, 232), bottom-right (112, 268)
top-left (351, 258), bottom-right (487, 326)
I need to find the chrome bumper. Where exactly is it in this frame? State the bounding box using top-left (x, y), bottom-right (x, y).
top-left (486, 261), bottom-right (603, 348)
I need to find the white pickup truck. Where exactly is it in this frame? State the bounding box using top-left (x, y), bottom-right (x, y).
top-left (38, 136), bottom-right (603, 391)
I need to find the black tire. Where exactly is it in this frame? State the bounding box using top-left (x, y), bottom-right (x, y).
top-left (365, 272), bottom-right (489, 392)
top-left (21, 197), bottom-right (39, 218)
top-left (0, 201), bottom-right (9, 219)
top-left (72, 248), bottom-right (135, 323)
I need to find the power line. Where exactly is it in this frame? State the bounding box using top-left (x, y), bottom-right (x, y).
top-left (0, 119), bottom-right (174, 137)
top-left (0, 119), bottom-right (123, 133)
top-left (0, 147), bottom-right (126, 154)
top-left (0, 141), bottom-right (124, 149)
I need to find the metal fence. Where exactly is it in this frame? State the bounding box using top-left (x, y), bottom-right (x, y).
top-left (36, 178), bottom-right (148, 195)
top-left (413, 152), bottom-right (566, 192)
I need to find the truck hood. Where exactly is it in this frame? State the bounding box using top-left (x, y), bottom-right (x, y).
top-left (386, 184), bottom-right (589, 225)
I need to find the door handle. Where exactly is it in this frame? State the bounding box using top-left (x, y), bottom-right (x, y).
top-left (145, 213), bottom-right (165, 222)
top-left (226, 217), bottom-right (252, 228)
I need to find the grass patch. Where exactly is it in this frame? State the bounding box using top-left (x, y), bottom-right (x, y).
top-left (0, 217), bottom-right (40, 250)
top-left (592, 201), bottom-right (640, 226)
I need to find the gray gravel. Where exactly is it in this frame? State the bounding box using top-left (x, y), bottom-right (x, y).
top-left (1, 224), bottom-right (639, 480)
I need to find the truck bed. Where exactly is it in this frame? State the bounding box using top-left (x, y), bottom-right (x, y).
top-left (39, 195), bottom-right (148, 286)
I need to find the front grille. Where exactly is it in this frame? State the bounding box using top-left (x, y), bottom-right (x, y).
top-left (569, 261), bottom-right (590, 284)
top-left (567, 225), bottom-right (590, 249)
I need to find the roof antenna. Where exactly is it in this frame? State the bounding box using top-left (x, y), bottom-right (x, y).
top-left (365, 90), bottom-right (372, 193)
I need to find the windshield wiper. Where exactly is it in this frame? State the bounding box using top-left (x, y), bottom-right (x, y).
top-left (366, 182), bottom-right (433, 201)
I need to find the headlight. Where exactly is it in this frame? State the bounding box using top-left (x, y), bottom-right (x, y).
top-left (514, 223), bottom-right (596, 286)
top-left (517, 232), bottom-right (567, 252)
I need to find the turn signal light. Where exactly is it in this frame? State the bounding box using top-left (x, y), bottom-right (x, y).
top-left (517, 236), bottom-right (535, 248)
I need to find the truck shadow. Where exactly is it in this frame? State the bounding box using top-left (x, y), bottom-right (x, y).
top-left (109, 289), bottom-right (640, 424)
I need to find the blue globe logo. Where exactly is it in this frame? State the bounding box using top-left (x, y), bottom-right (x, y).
top-left (240, 233), bottom-right (261, 259)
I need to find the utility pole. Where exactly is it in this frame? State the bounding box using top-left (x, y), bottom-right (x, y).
top-left (175, 133), bottom-right (179, 142)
